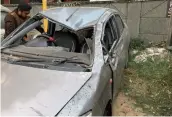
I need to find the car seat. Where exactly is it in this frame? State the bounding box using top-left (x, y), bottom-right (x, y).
top-left (25, 36), bottom-right (55, 47)
top-left (53, 31), bottom-right (78, 52)
top-left (80, 38), bottom-right (92, 54)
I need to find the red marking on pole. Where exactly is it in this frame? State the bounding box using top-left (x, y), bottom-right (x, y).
top-left (110, 79), bottom-right (113, 84)
top-left (25, 0), bottom-right (30, 3)
top-left (64, 0), bottom-right (72, 2)
top-left (4, 0), bottom-right (10, 4)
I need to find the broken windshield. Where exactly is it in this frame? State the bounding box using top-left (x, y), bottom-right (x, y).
top-left (1, 14), bottom-right (94, 69)
top-left (1, 14), bottom-right (44, 46)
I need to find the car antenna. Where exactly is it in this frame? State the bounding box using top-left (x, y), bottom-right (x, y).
top-left (66, 7), bottom-right (80, 22)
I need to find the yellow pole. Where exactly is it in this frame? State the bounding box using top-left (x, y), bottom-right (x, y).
top-left (42, 0), bottom-right (48, 32)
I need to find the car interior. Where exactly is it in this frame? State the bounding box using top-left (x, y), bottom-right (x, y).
top-left (1, 17), bottom-right (94, 67)
top-left (24, 20), bottom-right (94, 55)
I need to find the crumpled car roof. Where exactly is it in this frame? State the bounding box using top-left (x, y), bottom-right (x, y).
top-left (39, 7), bottom-right (109, 30)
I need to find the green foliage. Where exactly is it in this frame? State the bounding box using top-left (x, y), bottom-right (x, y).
top-left (129, 38), bottom-right (146, 50)
top-left (123, 50), bottom-right (172, 115)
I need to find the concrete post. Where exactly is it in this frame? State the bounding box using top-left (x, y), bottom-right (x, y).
top-left (167, 11), bottom-right (172, 50)
top-left (127, 2), bottom-right (141, 38)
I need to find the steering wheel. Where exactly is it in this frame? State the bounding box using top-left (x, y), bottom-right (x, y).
top-left (36, 34), bottom-right (57, 46)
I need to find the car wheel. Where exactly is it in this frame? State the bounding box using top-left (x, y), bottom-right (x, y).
top-left (103, 100), bottom-right (112, 116)
top-left (112, 96), bottom-right (118, 116)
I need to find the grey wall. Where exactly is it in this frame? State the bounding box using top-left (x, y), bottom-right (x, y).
top-left (4, 0), bottom-right (170, 44)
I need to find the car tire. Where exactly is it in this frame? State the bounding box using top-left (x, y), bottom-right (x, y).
top-left (103, 100), bottom-right (112, 116)
top-left (112, 95), bottom-right (119, 116)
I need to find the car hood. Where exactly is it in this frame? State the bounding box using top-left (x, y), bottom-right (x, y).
top-left (1, 61), bottom-right (92, 116)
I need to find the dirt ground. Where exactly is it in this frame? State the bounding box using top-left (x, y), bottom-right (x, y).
top-left (112, 92), bottom-right (147, 116)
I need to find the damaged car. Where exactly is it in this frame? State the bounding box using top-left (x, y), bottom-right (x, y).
top-left (1, 7), bottom-right (130, 116)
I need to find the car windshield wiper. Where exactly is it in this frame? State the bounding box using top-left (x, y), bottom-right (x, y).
top-left (1, 43), bottom-right (20, 50)
top-left (8, 56), bottom-right (75, 63)
top-left (7, 56), bottom-right (89, 67)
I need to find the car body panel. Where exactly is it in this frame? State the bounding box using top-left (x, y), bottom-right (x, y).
top-left (58, 10), bottom-right (113, 115)
top-left (40, 7), bottom-right (113, 31)
top-left (1, 61), bottom-right (92, 116)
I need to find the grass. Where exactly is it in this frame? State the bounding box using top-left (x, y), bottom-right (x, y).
top-left (129, 38), bottom-right (146, 51)
top-left (122, 38), bottom-right (172, 116)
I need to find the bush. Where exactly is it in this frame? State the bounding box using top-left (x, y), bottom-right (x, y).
top-left (129, 38), bottom-right (146, 50)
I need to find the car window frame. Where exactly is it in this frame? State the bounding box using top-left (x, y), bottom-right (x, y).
top-left (114, 14), bottom-right (125, 37)
top-left (101, 13), bottom-right (123, 56)
top-left (101, 14), bottom-right (114, 55)
top-left (107, 13), bottom-right (126, 54)
top-left (108, 15), bottom-right (120, 50)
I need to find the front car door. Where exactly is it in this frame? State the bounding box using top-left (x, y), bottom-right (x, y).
top-left (101, 15), bottom-right (121, 97)
top-left (110, 14), bottom-right (128, 96)
top-left (108, 15), bottom-right (123, 97)
top-left (102, 13), bottom-right (127, 98)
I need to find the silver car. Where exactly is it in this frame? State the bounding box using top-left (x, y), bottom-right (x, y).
top-left (1, 7), bottom-right (130, 116)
